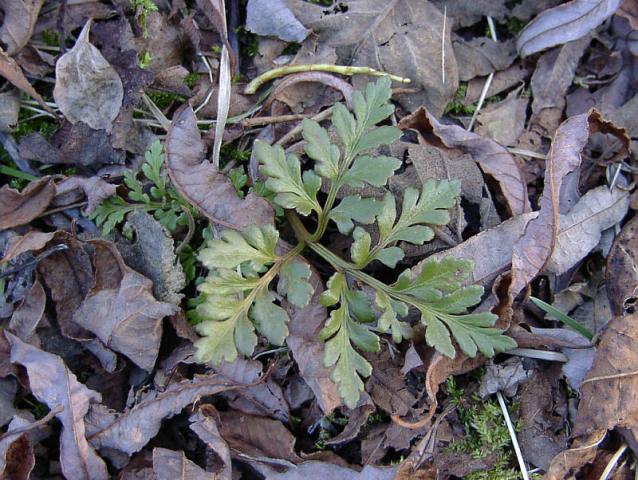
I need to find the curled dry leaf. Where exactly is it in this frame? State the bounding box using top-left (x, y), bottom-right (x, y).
top-left (165, 104), bottom-right (273, 230)
top-left (0, 0), bottom-right (44, 55)
top-left (517, 0), bottom-right (622, 57)
top-left (54, 176), bottom-right (117, 214)
top-left (0, 416), bottom-right (35, 480)
top-left (398, 107), bottom-right (530, 216)
top-left (152, 448), bottom-right (214, 480)
top-left (0, 177), bottom-right (55, 230)
top-left (86, 374), bottom-right (243, 455)
top-left (1, 231), bottom-right (55, 264)
top-left (53, 20), bottom-right (123, 132)
top-left (508, 109), bottom-right (628, 303)
top-left (284, 259), bottom-right (342, 413)
top-left (72, 240), bottom-right (177, 372)
top-left (607, 214), bottom-right (638, 316)
top-left (6, 333), bottom-right (109, 480)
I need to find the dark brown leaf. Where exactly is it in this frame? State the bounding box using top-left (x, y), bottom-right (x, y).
top-left (607, 214), bottom-right (638, 316)
top-left (399, 107), bottom-right (530, 216)
top-left (517, 0), bottom-right (622, 56)
top-left (476, 88), bottom-right (529, 146)
top-left (0, 177), bottom-right (55, 230)
top-left (7, 333), bottom-right (109, 480)
top-left (0, 428), bottom-right (34, 480)
top-left (165, 104), bottom-right (273, 230)
top-left (453, 37), bottom-right (516, 81)
top-left (72, 240), bottom-right (176, 371)
top-left (53, 20), bottom-right (123, 132)
top-left (152, 448), bottom-right (214, 480)
top-left (86, 374), bottom-right (244, 455)
top-left (218, 410), bottom-right (302, 463)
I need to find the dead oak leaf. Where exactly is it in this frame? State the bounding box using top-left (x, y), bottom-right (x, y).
top-left (72, 240), bottom-right (176, 372)
top-left (0, 0), bottom-right (44, 55)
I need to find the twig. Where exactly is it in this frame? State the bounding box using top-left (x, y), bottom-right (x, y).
top-left (194, 54), bottom-right (216, 114)
top-left (244, 64), bottom-right (411, 95)
top-left (275, 106), bottom-right (334, 146)
top-left (581, 370), bottom-right (638, 386)
top-left (241, 113), bottom-right (316, 127)
top-left (142, 93), bottom-right (171, 131)
top-left (1, 244), bottom-right (68, 277)
top-left (441, 5), bottom-right (447, 85)
top-left (467, 16), bottom-right (498, 131)
top-left (36, 201), bottom-right (88, 218)
top-left (600, 442), bottom-right (627, 480)
top-left (496, 391), bottom-right (530, 480)
top-left (175, 206), bottom-right (195, 255)
top-left (507, 147), bottom-right (547, 160)
top-left (0, 405), bottom-right (64, 441)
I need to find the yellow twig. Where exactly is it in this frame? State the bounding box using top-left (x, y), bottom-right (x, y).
top-left (244, 64), bottom-right (410, 94)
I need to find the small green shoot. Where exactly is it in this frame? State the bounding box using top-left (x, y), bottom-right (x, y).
top-left (530, 297), bottom-right (593, 340)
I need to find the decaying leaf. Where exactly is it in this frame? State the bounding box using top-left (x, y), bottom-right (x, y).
top-left (0, 415), bottom-right (34, 480)
top-left (118, 210), bottom-right (186, 305)
top-left (284, 260), bottom-right (342, 413)
top-left (547, 186), bottom-right (629, 274)
top-left (517, 0), bottom-right (622, 57)
top-left (255, 461), bottom-right (398, 480)
top-left (152, 448), bottom-right (214, 480)
top-left (509, 109), bottom-right (628, 301)
top-left (0, 177), bottom-right (55, 230)
top-left (8, 278), bottom-right (45, 341)
top-left (165, 104), bottom-right (273, 230)
top-left (0, 0), bottom-right (44, 55)
top-left (189, 408), bottom-right (232, 480)
top-left (72, 240), bottom-right (176, 371)
top-left (54, 176), bottom-right (117, 214)
top-left (7, 333), bottom-right (109, 480)
top-left (86, 374), bottom-right (244, 455)
top-left (453, 37), bottom-right (517, 81)
top-left (246, 0), bottom-right (310, 42)
top-left (607, 214), bottom-right (638, 315)
top-left (0, 47), bottom-right (54, 114)
top-left (289, 0), bottom-right (458, 114)
top-left (0, 89), bottom-right (20, 131)
top-left (53, 20), bottom-right (123, 132)
top-left (476, 88), bottom-right (529, 146)
top-left (399, 107), bottom-right (530, 216)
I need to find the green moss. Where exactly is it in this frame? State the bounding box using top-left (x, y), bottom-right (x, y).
top-left (146, 91), bottom-right (187, 110)
top-left (41, 30), bottom-right (60, 47)
top-left (184, 72), bottom-right (200, 89)
top-left (138, 51), bottom-right (153, 69)
top-left (444, 85), bottom-right (475, 116)
top-left (446, 377), bottom-right (525, 480)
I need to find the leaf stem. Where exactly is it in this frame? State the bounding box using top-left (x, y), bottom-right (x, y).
top-left (244, 64), bottom-right (411, 95)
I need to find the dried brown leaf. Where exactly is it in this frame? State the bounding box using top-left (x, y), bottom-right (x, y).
top-left (54, 176), bottom-right (117, 214)
top-left (0, 89), bottom-right (20, 131)
top-left (476, 88), bottom-right (529, 147)
top-left (290, 0), bottom-right (458, 114)
top-left (607, 214), bottom-right (638, 316)
top-left (284, 259), bottom-right (342, 413)
top-left (218, 410), bottom-right (302, 463)
top-left (398, 107), bottom-right (530, 216)
top-left (509, 110), bottom-right (628, 301)
top-left (189, 407), bottom-right (232, 480)
top-left (53, 20), bottom-right (123, 132)
top-left (0, 0), bottom-right (43, 55)
top-left (165, 104), bottom-right (273, 230)
top-left (86, 374), bottom-right (243, 456)
top-left (517, 0), bottom-right (622, 56)
top-left (255, 461), bottom-right (398, 479)
top-left (453, 37), bottom-right (516, 81)
top-left (216, 358), bottom-right (289, 423)
top-left (0, 47), bottom-right (54, 114)
top-left (72, 240), bottom-right (176, 371)
top-left (547, 186), bottom-right (629, 275)
top-left (618, 0), bottom-right (638, 29)
top-left (7, 333), bottom-right (109, 480)
top-left (246, 0), bottom-right (309, 42)
top-left (0, 177), bottom-right (55, 230)
top-left (0, 423), bottom-right (34, 480)
top-left (152, 448), bottom-right (214, 480)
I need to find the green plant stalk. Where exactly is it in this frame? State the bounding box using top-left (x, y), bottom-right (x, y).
top-left (530, 296), bottom-right (593, 340)
top-left (288, 211), bottom-right (451, 322)
top-left (0, 165), bottom-right (38, 181)
top-left (244, 64), bottom-right (411, 95)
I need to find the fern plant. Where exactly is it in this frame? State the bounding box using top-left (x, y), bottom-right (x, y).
top-left (90, 140), bottom-right (196, 235)
top-left (196, 78), bottom-right (516, 408)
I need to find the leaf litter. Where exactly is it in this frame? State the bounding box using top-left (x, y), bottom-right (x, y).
top-left (1, 1), bottom-right (638, 478)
